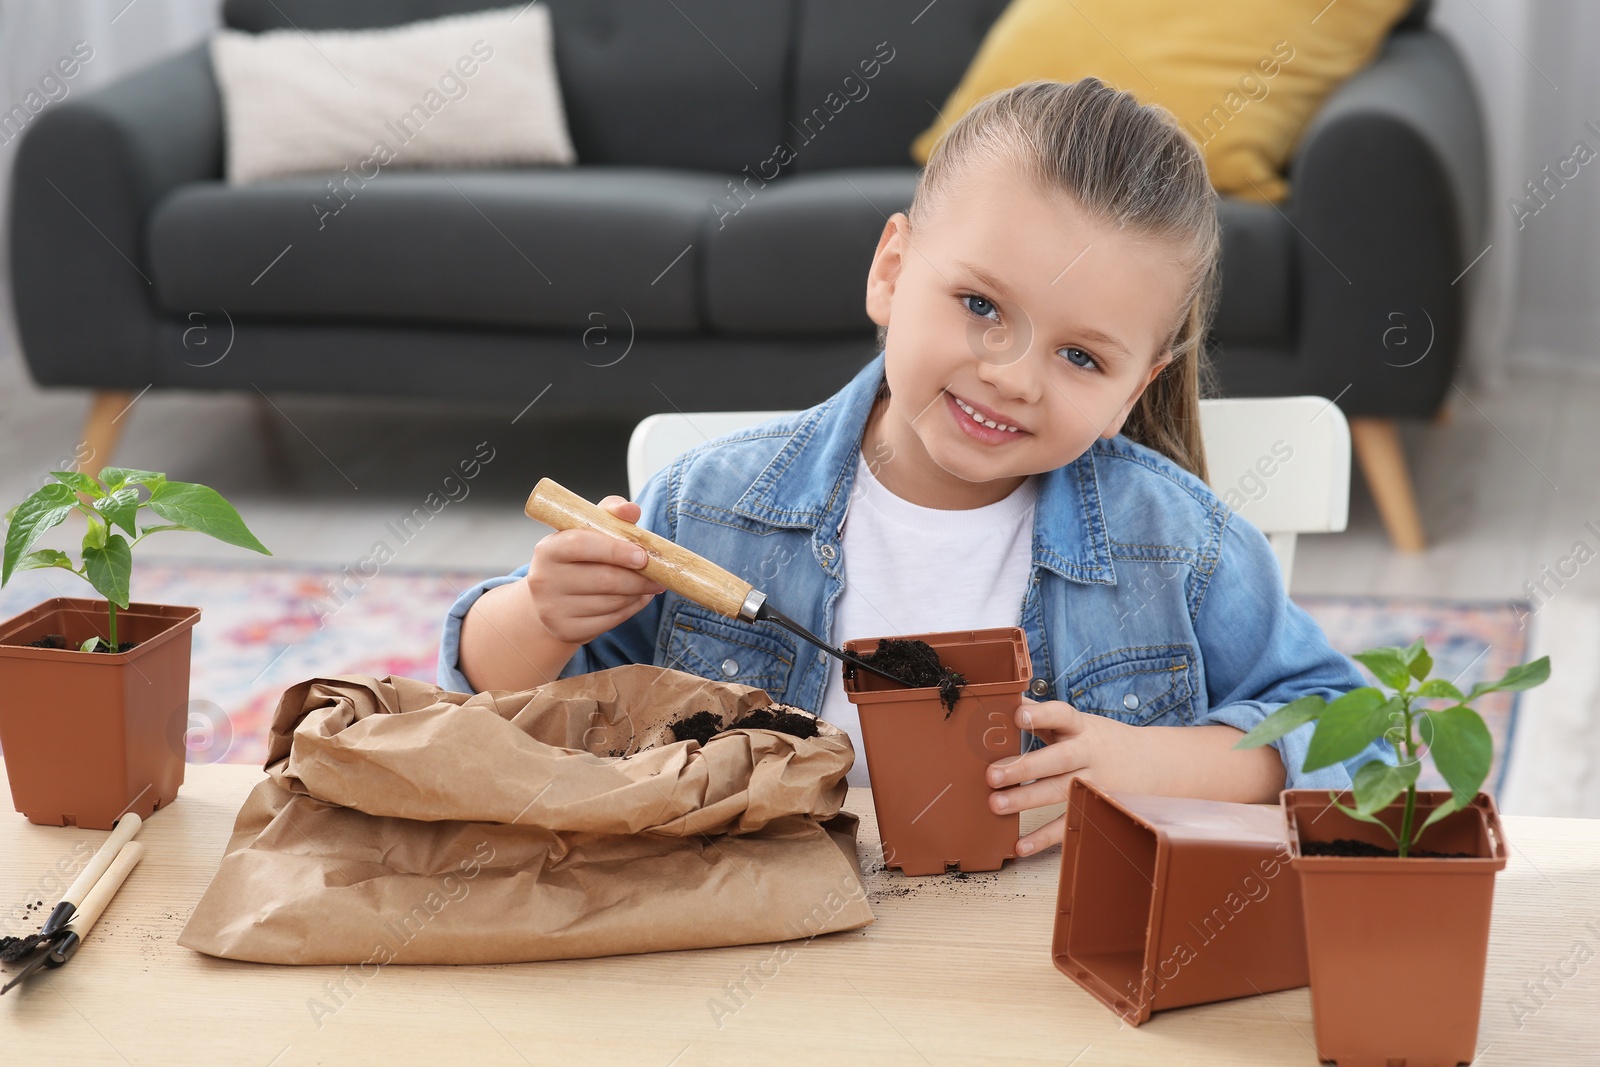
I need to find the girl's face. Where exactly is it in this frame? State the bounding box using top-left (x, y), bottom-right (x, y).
top-left (864, 157), bottom-right (1193, 509)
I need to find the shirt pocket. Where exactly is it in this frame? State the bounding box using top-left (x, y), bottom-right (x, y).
top-left (663, 602), bottom-right (799, 694)
top-left (1066, 644), bottom-right (1198, 726)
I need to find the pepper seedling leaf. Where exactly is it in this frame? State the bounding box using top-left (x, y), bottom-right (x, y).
top-left (146, 482), bottom-right (270, 555)
top-left (93, 486), bottom-right (142, 538)
top-left (79, 635), bottom-right (102, 653)
top-left (1353, 648), bottom-right (1411, 691)
top-left (50, 470), bottom-right (103, 497)
top-left (81, 509), bottom-right (108, 551)
top-left (1423, 705), bottom-right (1493, 807)
top-left (82, 533), bottom-right (132, 609)
top-left (14, 549), bottom-right (75, 573)
top-left (1465, 656), bottom-right (1552, 703)
top-left (1414, 792), bottom-right (1469, 843)
top-left (1233, 693), bottom-right (1328, 750)
top-left (1416, 677), bottom-right (1465, 702)
top-left (1328, 797), bottom-right (1400, 846)
top-left (1350, 757), bottom-right (1421, 816)
top-left (1303, 689), bottom-right (1397, 772)
top-left (98, 468), bottom-right (166, 494)
top-left (1409, 647), bottom-right (1433, 682)
top-left (3, 482), bottom-right (77, 585)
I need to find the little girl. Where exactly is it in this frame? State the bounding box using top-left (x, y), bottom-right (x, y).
top-left (440, 78), bottom-right (1389, 859)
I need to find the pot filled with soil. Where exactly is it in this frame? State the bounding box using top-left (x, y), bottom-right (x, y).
top-left (841, 626), bottom-right (1029, 876)
top-left (1053, 778), bottom-right (1309, 1025)
top-left (0, 597), bottom-right (200, 828)
top-left (1283, 788), bottom-right (1508, 1067)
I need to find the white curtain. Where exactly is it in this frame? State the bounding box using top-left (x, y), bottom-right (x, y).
top-left (0, 0), bottom-right (220, 291)
top-left (1503, 0), bottom-right (1600, 375)
top-left (1431, 0), bottom-right (1600, 384)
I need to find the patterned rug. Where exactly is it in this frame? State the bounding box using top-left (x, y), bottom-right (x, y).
top-left (0, 564), bottom-right (1532, 795)
top-left (0, 562), bottom-right (484, 769)
top-left (1292, 594), bottom-right (1530, 797)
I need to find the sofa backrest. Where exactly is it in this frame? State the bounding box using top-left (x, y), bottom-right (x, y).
top-left (781, 0), bottom-right (1009, 173)
top-left (221, 0), bottom-right (1431, 173)
top-left (222, 0), bottom-right (793, 172)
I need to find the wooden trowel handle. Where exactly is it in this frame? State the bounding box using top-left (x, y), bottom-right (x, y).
top-left (70, 840), bottom-right (144, 938)
top-left (524, 478), bottom-right (758, 621)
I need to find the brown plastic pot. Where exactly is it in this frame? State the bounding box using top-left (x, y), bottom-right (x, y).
top-left (1052, 778), bottom-right (1309, 1024)
top-left (0, 597), bottom-right (200, 828)
top-left (1283, 788), bottom-right (1508, 1067)
top-left (841, 626), bottom-right (1029, 876)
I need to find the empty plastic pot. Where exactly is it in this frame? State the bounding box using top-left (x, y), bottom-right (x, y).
top-left (1053, 778), bottom-right (1310, 1024)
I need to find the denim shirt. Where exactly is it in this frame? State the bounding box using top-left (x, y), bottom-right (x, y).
top-left (440, 352), bottom-right (1390, 790)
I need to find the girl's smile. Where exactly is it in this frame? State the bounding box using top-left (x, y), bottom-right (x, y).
top-left (944, 389), bottom-right (1029, 442)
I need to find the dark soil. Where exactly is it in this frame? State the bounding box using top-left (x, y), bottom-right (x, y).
top-left (666, 705), bottom-right (822, 746)
top-left (0, 933), bottom-right (46, 963)
top-left (24, 633), bottom-right (138, 653)
top-left (857, 638), bottom-right (966, 715)
top-left (1303, 838), bottom-right (1474, 859)
top-left (669, 710), bottom-right (727, 746)
top-left (864, 862), bottom-right (1023, 903)
top-left (728, 707), bottom-right (821, 739)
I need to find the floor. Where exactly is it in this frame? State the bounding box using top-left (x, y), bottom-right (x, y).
top-left (2, 286), bottom-right (1596, 814)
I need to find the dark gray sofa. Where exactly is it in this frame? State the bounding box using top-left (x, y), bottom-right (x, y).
top-left (7, 0), bottom-right (1482, 549)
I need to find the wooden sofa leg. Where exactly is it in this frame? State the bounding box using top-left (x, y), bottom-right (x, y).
top-left (80, 390), bottom-right (135, 476)
top-left (1349, 417), bottom-right (1426, 552)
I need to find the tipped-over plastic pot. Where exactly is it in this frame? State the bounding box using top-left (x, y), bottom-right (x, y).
top-left (1053, 778), bottom-right (1309, 1024)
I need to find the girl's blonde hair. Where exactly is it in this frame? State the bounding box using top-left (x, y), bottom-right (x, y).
top-left (885, 77), bottom-right (1221, 482)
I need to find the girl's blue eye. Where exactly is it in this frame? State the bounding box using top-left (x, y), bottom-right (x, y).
top-left (962, 294), bottom-right (998, 320)
top-left (1060, 347), bottom-right (1097, 370)
top-left (961, 292), bottom-right (1098, 370)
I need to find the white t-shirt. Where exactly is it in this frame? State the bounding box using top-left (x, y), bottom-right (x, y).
top-left (818, 453), bottom-right (1039, 787)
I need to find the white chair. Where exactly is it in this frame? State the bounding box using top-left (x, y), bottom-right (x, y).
top-left (628, 397), bottom-right (1349, 590)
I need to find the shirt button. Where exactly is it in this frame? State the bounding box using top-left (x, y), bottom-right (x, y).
top-left (819, 544), bottom-right (837, 561)
top-left (1123, 693), bottom-right (1140, 711)
top-left (1029, 678), bottom-right (1049, 697)
top-left (721, 658), bottom-right (740, 677)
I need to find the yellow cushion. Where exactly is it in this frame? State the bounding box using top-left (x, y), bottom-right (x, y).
top-left (911, 0), bottom-right (1412, 203)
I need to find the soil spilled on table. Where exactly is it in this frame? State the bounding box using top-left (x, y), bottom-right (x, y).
top-left (1303, 838), bottom-right (1473, 859)
top-left (856, 638), bottom-right (966, 715)
top-left (863, 861), bottom-right (1032, 904)
top-left (665, 705), bottom-right (822, 747)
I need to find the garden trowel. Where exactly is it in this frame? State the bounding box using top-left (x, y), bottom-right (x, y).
top-left (524, 478), bottom-right (918, 689)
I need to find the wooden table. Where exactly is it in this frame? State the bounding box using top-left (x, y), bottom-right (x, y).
top-left (2, 760), bottom-right (1597, 1065)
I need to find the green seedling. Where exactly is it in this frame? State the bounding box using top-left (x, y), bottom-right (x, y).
top-left (1235, 638), bottom-right (1550, 856)
top-left (3, 467), bottom-right (269, 651)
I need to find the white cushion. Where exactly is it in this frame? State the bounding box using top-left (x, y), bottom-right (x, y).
top-left (210, 5), bottom-right (575, 185)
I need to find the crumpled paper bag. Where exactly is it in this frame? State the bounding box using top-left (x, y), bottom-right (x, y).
top-left (178, 665), bottom-right (875, 964)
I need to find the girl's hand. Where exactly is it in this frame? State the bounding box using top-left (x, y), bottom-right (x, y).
top-left (985, 696), bottom-right (1153, 858)
top-left (525, 495), bottom-right (668, 645)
